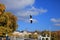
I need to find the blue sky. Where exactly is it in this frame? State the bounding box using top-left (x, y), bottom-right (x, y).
top-left (0, 0), bottom-right (60, 31)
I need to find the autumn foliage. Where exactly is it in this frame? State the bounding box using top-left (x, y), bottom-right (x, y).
top-left (0, 3), bottom-right (18, 36)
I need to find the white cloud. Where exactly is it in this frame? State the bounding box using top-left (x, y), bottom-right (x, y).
top-left (0, 0), bottom-right (47, 23)
top-left (16, 7), bottom-right (47, 17)
top-left (16, 7), bottom-right (47, 22)
top-left (51, 18), bottom-right (60, 26)
top-left (51, 18), bottom-right (60, 22)
top-left (0, 0), bottom-right (35, 10)
top-left (54, 24), bottom-right (60, 26)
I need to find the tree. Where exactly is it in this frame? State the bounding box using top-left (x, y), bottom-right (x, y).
top-left (51, 31), bottom-right (58, 40)
top-left (41, 30), bottom-right (50, 37)
top-left (0, 3), bottom-right (18, 36)
top-left (4, 12), bottom-right (18, 32)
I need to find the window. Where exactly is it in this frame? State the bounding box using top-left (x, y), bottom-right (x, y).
top-left (42, 38), bottom-right (44, 40)
top-left (46, 38), bottom-right (48, 40)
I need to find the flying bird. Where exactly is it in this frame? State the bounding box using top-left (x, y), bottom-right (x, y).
top-left (30, 15), bottom-right (33, 23)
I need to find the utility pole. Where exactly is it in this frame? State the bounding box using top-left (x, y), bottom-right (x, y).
top-left (6, 30), bottom-right (8, 40)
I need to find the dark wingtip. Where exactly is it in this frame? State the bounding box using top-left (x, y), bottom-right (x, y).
top-left (30, 20), bottom-right (32, 23)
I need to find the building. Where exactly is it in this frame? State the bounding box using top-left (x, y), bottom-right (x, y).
top-left (38, 34), bottom-right (50, 40)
